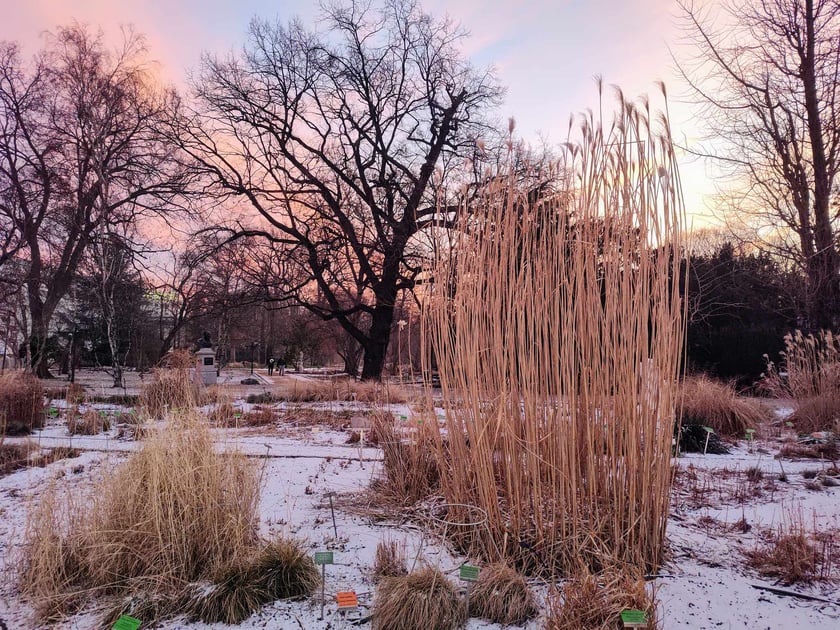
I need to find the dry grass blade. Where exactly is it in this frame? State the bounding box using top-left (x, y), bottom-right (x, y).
top-left (373, 566), bottom-right (465, 630)
top-left (468, 563), bottom-right (537, 624)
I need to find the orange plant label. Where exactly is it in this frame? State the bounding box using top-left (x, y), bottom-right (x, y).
top-left (336, 591), bottom-right (358, 609)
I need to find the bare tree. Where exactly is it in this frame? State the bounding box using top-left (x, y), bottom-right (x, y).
top-left (0, 25), bottom-right (189, 376)
top-left (176, 0), bottom-right (500, 379)
top-left (677, 0), bottom-right (840, 329)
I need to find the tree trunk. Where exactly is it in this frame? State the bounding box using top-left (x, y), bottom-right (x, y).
top-left (28, 303), bottom-right (53, 379)
top-left (360, 302), bottom-right (395, 381)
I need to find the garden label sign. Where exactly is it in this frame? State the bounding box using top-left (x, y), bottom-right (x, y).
top-left (621, 609), bottom-right (648, 628)
top-left (112, 615), bottom-right (142, 630)
top-left (459, 564), bottom-right (480, 618)
top-left (702, 426), bottom-right (714, 455)
top-left (336, 591), bottom-right (359, 611)
top-left (315, 551), bottom-right (334, 619)
top-left (459, 564), bottom-right (479, 581)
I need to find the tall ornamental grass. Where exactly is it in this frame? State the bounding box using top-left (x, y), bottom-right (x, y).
top-left (423, 88), bottom-right (686, 576)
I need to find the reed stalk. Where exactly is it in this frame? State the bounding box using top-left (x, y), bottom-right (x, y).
top-left (422, 89), bottom-right (686, 576)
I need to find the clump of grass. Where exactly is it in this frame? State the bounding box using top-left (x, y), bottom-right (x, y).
top-left (19, 414), bottom-right (264, 623)
top-left (268, 378), bottom-right (411, 404)
top-left (19, 483), bottom-right (87, 619)
top-left (140, 365), bottom-right (200, 419)
top-left (468, 563), bottom-right (537, 625)
top-left (67, 408), bottom-right (111, 435)
top-left (44, 383), bottom-right (85, 404)
top-left (373, 566), bottom-right (465, 630)
top-left (0, 441), bottom-right (38, 476)
top-left (679, 375), bottom-right (767, 436)
top-left (544, 568), bottom-right (657, 630)
top-left (33, 446), bottom-right (81, 467)
top-left (0, 371), bottom-right (44, 436)
top-left (746, 521), bottom-right (837, 584)
top-left (208, 394), bottom-right (236, 426)
top-left (87, 393), bottom-right (140, 406)
top-left (787, 394), bottom-right (840, 434)
top-left (777, 439), bottom-right (838, 460)
top-left (246, 392), bottom-right (276, 404)
top-left (241, 406), bottom-right (277, 427)
top-left (371, 413), bottom-right (439, 505)
top-left (373, 539), bottom-right (408, 581)
top-left (183, 539), bottom-right (320, 623)
top-left (764, 331), bottom-right (840, 432)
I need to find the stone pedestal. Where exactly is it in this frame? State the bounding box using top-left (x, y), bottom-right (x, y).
top-left (195, 347), bottom-right (217, 385)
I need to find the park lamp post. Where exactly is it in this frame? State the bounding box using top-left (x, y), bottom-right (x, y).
top-left (250, 341), bottom-right (258, 375)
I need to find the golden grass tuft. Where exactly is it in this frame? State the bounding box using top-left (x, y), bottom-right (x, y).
top-left (271, 377), bottom-right (411, 404)
top-left (468, 563), bottom-right (537, 625)
top-left (373, 566), bottom-right (465, 630)
top-left (423, 92), bottom-right (685, 576)
top-left (746, 518), bottom-right (838, 585)
top-left (0, 440), bottom-right (38, 476)
top-left (19, 414), bottom-right (263, 622)
top-left (544, 568), bottom-right (657, 630)
top-left (787, 394), bottom-right (840, 434)
top-left (139, 366), bottom-right (201, 419)
top-left (371, 412), bottom-right (439, 505)
top-left (679, 375), bottom-right (767, 436)
top-left (67, 407), bottom-right (111, 435)
top-left (373, 538), bottom-right (408, 581)
top-left (0, 371), bottom-right (44, 436)
top-left (18, 483), bottom-right (87, 619)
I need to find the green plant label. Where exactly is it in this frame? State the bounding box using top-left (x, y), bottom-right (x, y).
top-left (785, 421), bottom-right (794, 428)
top-left (48, 407), bottom-right (58, 417)
top-left (112, 615), bottom-right (142, 630)
top-left (620, 608), bottom-right (648, 627)
top-left (459, 564), bottom-right (480, 581)
top-left (314, 551), bottom-right (334, 565)
top-left (703, 426), bottom-right (714, 433)
top-left (234, 412), bottom-right (242, 418)
top-left (745, 428), bottom-right (756, 439)
top-left (100, 411), bottom-right (107, 417)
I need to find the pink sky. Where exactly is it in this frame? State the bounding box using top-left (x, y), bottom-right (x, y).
top-left (0, 0), bottom-right (716, 224)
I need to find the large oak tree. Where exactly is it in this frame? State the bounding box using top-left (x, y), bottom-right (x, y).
top-left (177, 0), bottom-right (500, 379)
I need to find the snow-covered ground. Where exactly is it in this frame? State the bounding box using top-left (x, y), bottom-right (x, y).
top-left (1, 372), bottom-right (838, 629)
